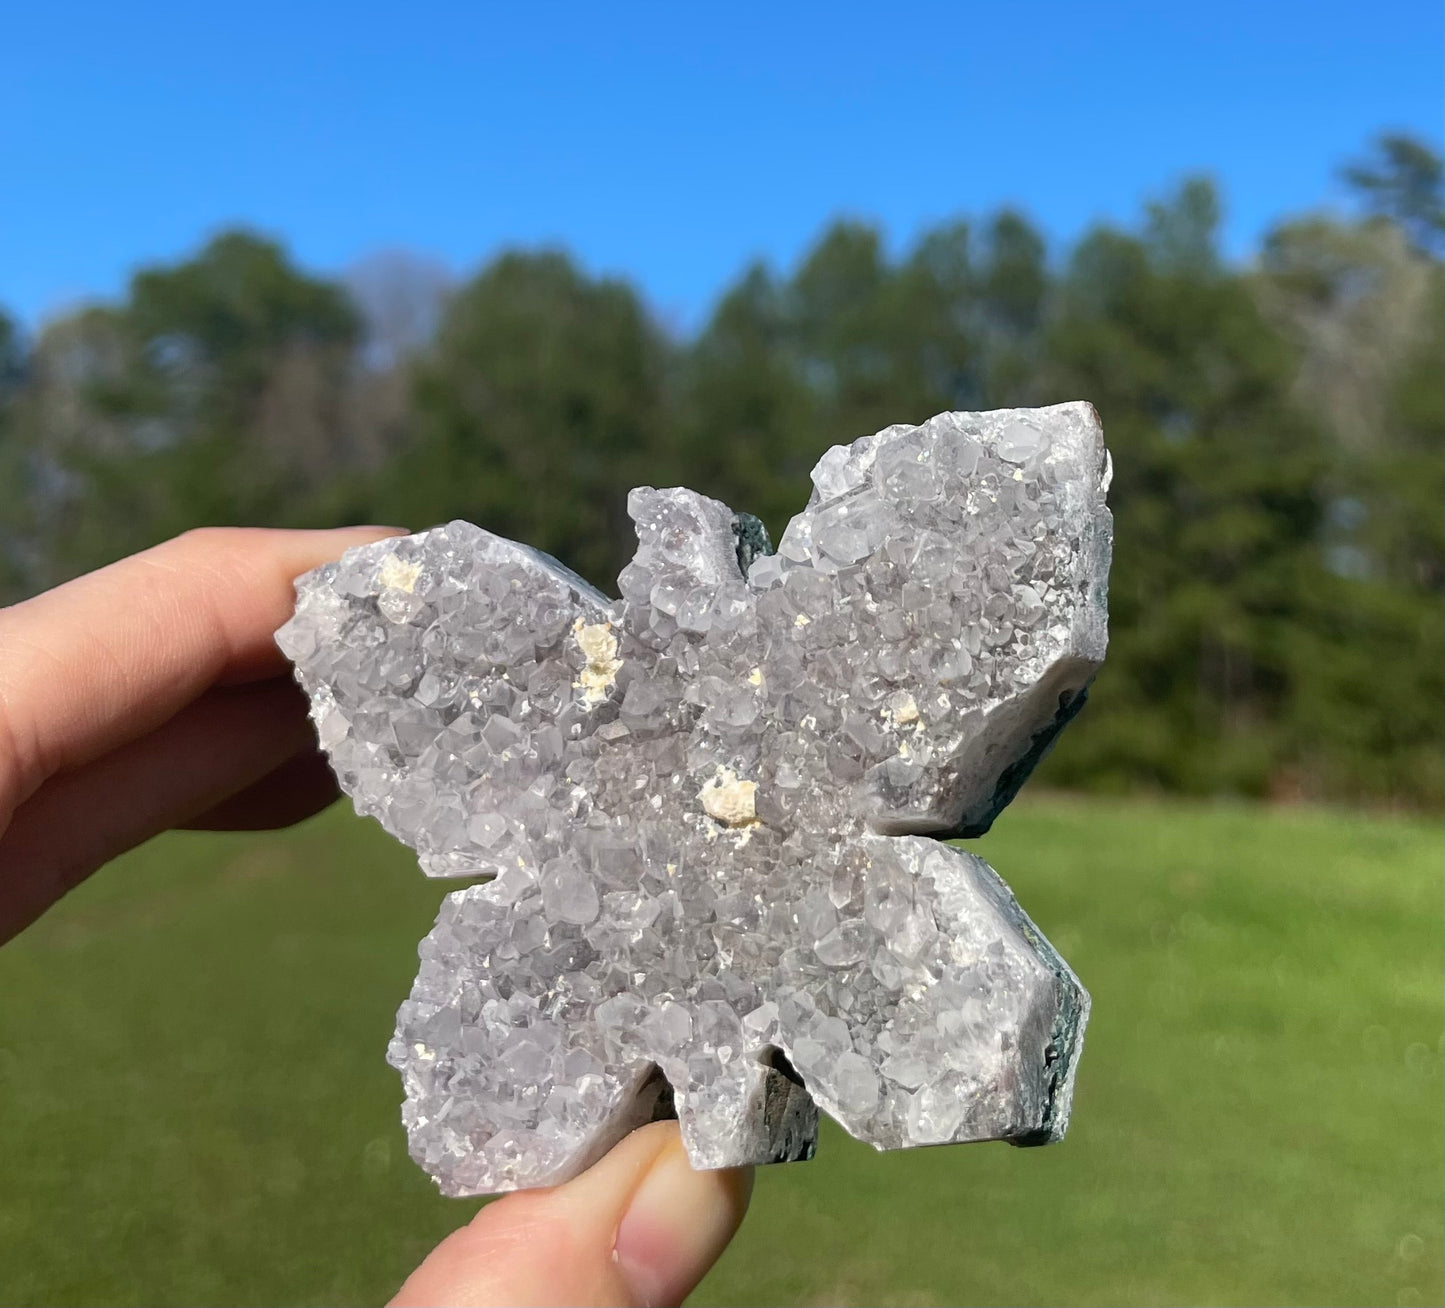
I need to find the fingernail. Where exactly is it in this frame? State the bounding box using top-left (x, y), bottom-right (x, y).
top-left (613, 1137), bottom-right (753, 1308)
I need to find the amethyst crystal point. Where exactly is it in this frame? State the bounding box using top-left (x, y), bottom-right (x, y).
top-left (277, 402), bottom-right (1112, 1195)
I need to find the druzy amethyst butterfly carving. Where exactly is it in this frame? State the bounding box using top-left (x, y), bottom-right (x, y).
top-left (278, 403), bottom-right (1111, 1195)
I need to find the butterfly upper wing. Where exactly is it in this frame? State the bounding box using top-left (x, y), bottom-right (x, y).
top-left (277, 520), bottom-right (618, 880)
top-left (748, 401), bottom-right (1111, 842)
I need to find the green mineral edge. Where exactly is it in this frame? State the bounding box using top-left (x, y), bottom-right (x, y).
top-left (731, 511), bottom-right (775, 575)
top-left (1006, 921), bottom-right (1088, 1148)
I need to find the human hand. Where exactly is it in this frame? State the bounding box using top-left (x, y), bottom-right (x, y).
top-left (0, 526), bottom-right (753, 1307)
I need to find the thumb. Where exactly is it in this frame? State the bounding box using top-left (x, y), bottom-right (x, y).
top-left (390, 1121), bottom-right (753, 1308)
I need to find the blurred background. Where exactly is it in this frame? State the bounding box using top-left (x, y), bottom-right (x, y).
top-left (0, 3), bottom-right (1441, 1306)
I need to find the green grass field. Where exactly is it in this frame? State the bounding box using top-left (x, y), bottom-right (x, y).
top-left (0, 796), bottom-right (1439, 1306)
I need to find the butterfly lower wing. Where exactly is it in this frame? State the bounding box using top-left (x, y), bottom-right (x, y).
top-left (770, 834), bottom-right (1088, 1151)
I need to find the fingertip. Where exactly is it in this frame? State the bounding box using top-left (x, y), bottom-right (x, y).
top-left (173, 524), bottom-right (413, 581)
top-left (278, 524), bottom-right (413, 565)
top-left (390, 1123), bottom-right (753, 1308)
top-left (180, 743), bottom-right (340, 830)
top-left (613, 1133), bottom-right (753, 1307)
top-left (324, 525), bottom-right (412, 546)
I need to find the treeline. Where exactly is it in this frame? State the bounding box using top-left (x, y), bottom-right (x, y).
top-left (1, 136), bottom-right (1440, 807)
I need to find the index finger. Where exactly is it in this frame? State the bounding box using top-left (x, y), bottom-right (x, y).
top-left (0, 526), bottom-right (404, 820)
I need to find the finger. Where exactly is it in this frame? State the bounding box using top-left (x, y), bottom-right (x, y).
top-left (181, 747), bottom-right (339, 831)
top-left (0, 525), bottom-right (404, 820)
top-left (391, 1121), bottom-right (753, 1308)
top-left (0, 678), bottom-right (316, 943)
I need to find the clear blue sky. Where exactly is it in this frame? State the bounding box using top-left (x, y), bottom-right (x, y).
top-left (2, 0), bottom-right (1440, 332)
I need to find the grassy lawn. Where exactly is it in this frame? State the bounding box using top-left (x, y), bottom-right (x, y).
top-left (0, 795), bottom-right (1439, 1306)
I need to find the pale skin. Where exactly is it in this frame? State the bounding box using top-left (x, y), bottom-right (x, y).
top-left (0, 526), bottom-right (753, 1308)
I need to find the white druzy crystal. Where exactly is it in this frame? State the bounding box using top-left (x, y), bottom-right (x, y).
top-left (277, 402), bottom-right (1112, 1195)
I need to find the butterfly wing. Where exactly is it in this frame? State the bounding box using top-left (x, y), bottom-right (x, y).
top-left (751, 400), bottom-right (1111, 841)
top-left (740, 403), bottom-right (1108, 1149)
top-left (277, 519), bottom-right (615, 880)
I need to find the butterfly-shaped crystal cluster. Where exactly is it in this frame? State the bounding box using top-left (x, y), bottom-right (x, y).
top-left (277, 402), bottom-right (1112, 1196)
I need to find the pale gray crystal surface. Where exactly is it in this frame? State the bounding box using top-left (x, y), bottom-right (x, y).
top-left (276, 402), bottom-right (1112, 1196)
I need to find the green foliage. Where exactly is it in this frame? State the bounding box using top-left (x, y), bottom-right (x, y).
top-left (0, 798), bottom-right (1439, 1305)
top-left (0, 308), bottom-right (28, 597)
top-left (1, 137), bottom-right (1440, 806)
top-left (681, 211), bottom-right (1056, 544)
top-left (5, 232), bottom-right (361, 589)
top-left (1044, 181), bottom-right (1339, 795)
top-left (1252, 160), bottom-right (1445, 802)
top-left (1343, 132), bottom-right (1445, 255)
top-left (383, 251), bottom-right (677, 583)
top-left (0, 309), bottom-right (22, 389)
